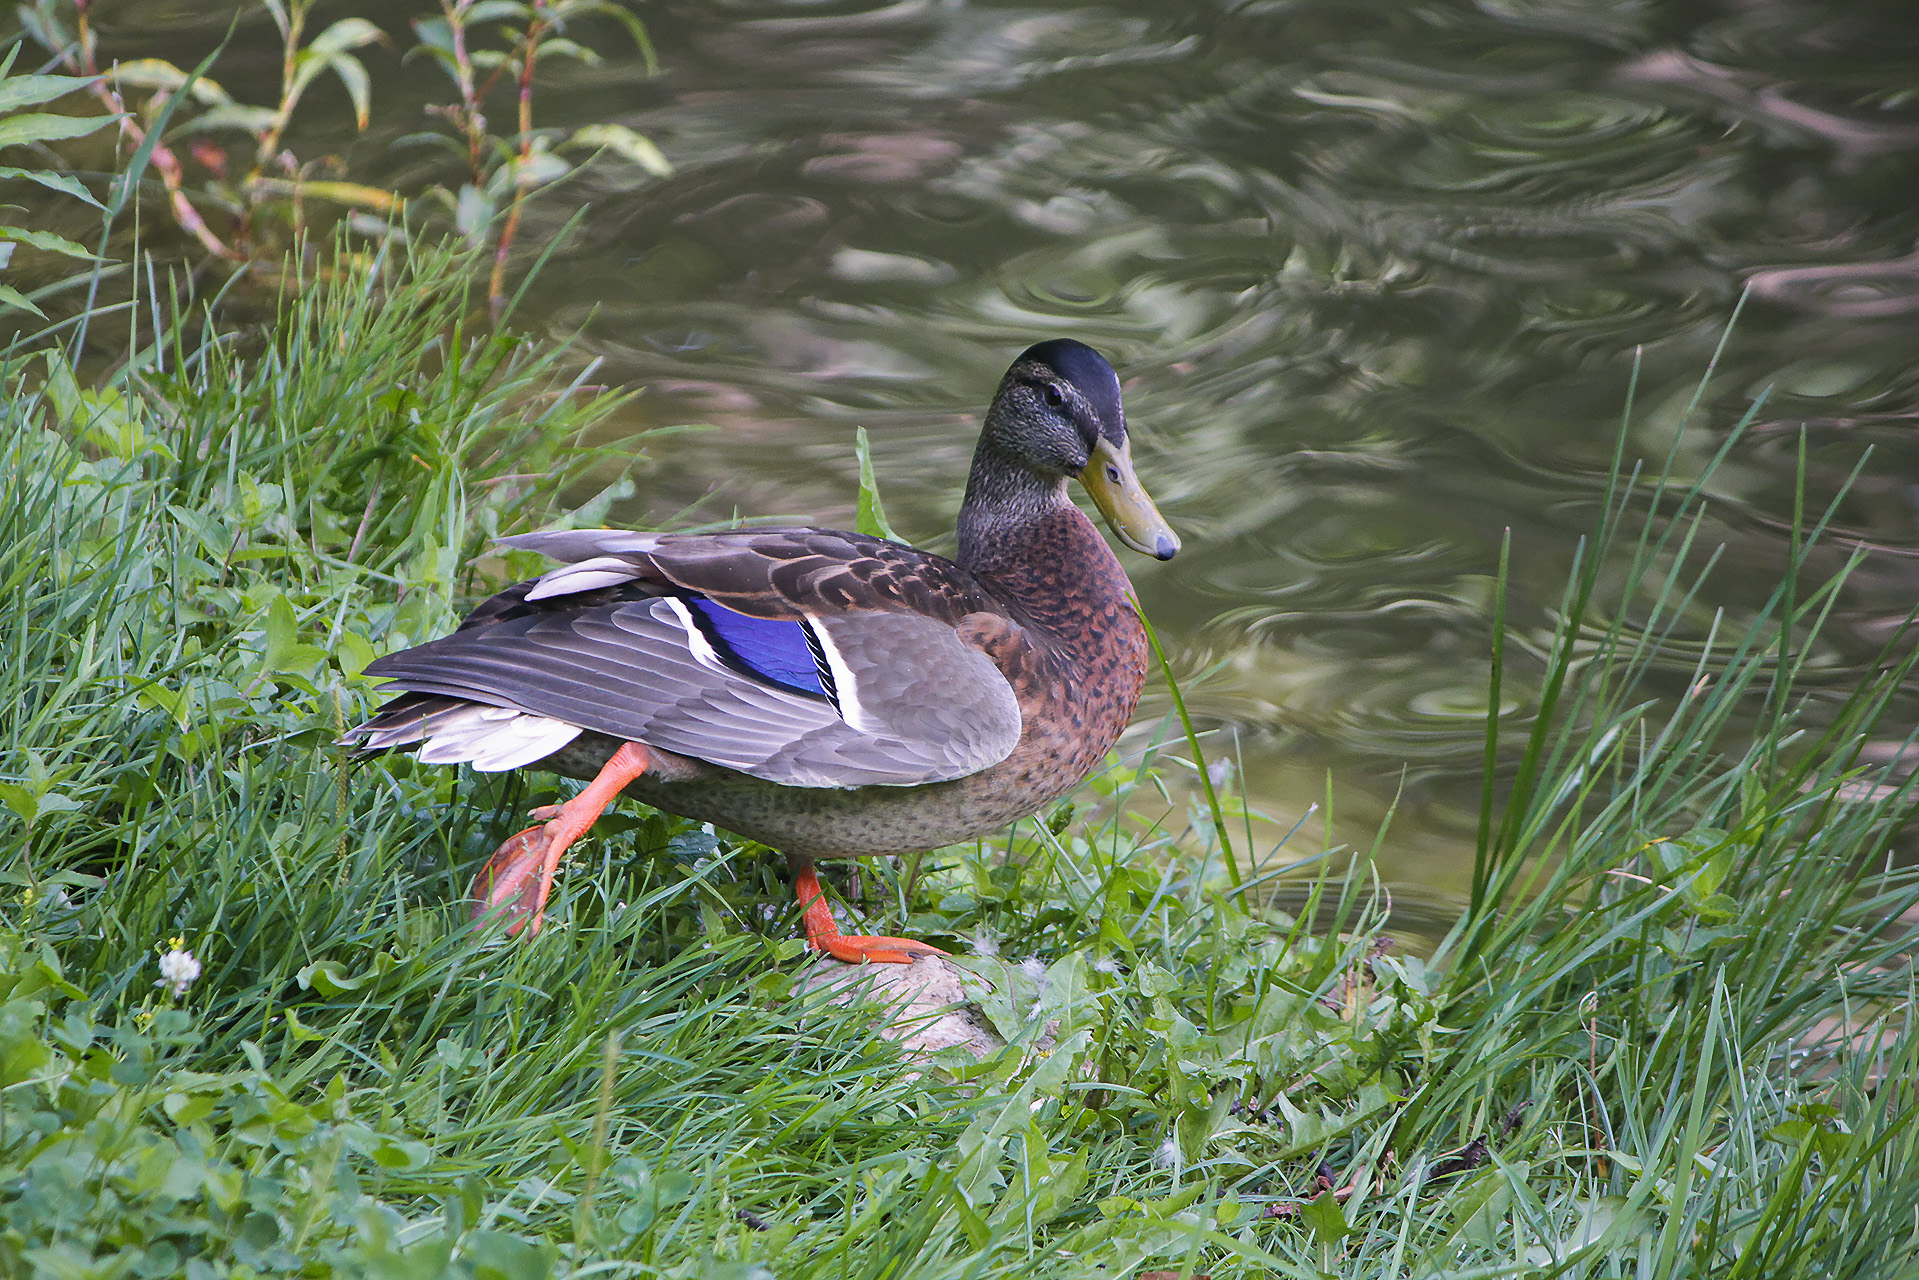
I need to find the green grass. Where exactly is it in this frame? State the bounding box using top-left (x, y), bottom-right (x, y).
top-left (4, 69), bottom-right (1919, 1280)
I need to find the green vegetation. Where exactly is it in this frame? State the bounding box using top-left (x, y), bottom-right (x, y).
top-left (4, 51), bottom-right (1918, 1280)
top-left (16, 0), bottom-right (665, 312)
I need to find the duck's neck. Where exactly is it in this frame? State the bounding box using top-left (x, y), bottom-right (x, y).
top-left (956, 446), bottom-right (1068, 570)
top-left (956, 448), bottom-right (1134, 631)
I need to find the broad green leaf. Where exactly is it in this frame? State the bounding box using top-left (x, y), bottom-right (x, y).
top-left (249, 177), bottom-right (399, 212)
top-left (328, 53), bottom-right (373, 129)
top-left (308, 17), bottom-right (385, 57)
top-left (456, 183), bottom-right (495, 244)
top-left (0, 282), bottom-right (45, 317)
top-left (0, 1006), bottom-right (51, 1088)
top-left (333, 631), bottom-right (377, 680)
top-left (0, 111), bottom-right (116, 149)
top-left (163, 1092), bottom-right (218, 1125)
top-left (296, 959), bottom-right (375, 996)
top-left (854, 427), bottom-right (900, 542)
top-left (281, 1005), bottom-right (330, 1042)
top-left (372, 1136), bottom-right (431, 1169)
top-left (954, 1028), bottom-right (1091, 1198)
top-left (0, 781), bottom-right (39, 823)
top-left (0, 72), bottom-right (96, 114)
top-left (458, 1232), bottom-right (555, 1280)
top-left (570, 0), bottom-right (656, 69)
top-left (466, 0), bottom-right (532, 24)
top-left (106, 58), bottom-right (232, 104)
top-left (29, 962), bottom-right (86, 1001)
top-left (0, 226), bottom-right (100, 260)
top-left (568, 122), bottom-right (670, 175)
top-left (1297, 1189), bottom-right (1355, 1245)
top-left (45, 354), bottom-right (156, 459)
top-left (136, 683), bottom-right (194, 727)
top-left (520, 149), bottom-right (572, 188)
top-left (259, 595), bottom-right (328, 678)
top-left (1094, 1184), bottom-right (1209, 1221)
top-left (0, 781), bottom-right (80, 827)
top-left (536, 38), bottom-right (601, 67)
top-left (173, 103), bottom-right (282, 135)
top-left (0, 165), bottom-right (101, 206)
top-left (411, 16), bottom-right (456, 57)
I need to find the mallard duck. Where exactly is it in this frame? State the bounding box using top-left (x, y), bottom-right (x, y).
top-left (346, 339), bottom-right (1178, 963)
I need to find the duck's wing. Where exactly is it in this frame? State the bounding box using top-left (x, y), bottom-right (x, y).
top-left (352, 528), bottom-right (1027, 788)
top-left (499, 527), bottom-right (999, 622)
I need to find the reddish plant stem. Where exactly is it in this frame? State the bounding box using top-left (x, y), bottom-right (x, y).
top-left (440, 0), bottom-right (488, 182)
top-left (69, 5), bottom-right (236, 260)
top-left (486, 13), bottom-right (548, 320)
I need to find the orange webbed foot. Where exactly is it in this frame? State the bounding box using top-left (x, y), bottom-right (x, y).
top-left (466, 741), bottom-right (653, 938)
top-left (469, 823), bottom-right (557, 936)
top-left (813, 933), bottom-right (949, 965)
top-left (789, 852), bottom-right (946, 965)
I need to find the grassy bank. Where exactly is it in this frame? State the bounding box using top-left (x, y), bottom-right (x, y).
top-left (5, 82), bottom-right (1919, 1280)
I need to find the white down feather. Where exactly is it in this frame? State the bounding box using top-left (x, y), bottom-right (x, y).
top-left (403, 704), bottom-right (585, 771)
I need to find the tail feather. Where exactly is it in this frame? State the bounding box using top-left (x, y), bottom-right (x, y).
top-left (344, 692), bottom-right (584, 772)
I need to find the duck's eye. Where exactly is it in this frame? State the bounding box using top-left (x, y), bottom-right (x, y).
top-left (1105, 463), bottom-right (1122, 483)
top-left (1042, 384), bottom-right (1064, 408)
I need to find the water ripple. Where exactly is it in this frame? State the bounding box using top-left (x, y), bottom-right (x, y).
top-left (159, 0), bottom-right (1916, 889)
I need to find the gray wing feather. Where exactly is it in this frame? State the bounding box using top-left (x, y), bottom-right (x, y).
top-left (811, 613), bottom-right (1022, 775)
top-left (364, 597), bottom-right (1022, 788)
top-left (496, 530), bottom-right (665, 560)
top-left (497, 532), bottom-right (663, 603)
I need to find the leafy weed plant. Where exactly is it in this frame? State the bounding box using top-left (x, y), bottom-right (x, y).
top-left (17, 0), bottom-right (667, 311)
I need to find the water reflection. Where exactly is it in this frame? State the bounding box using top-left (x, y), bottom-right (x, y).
top-left (88, 0), bottom-right (1919, 903)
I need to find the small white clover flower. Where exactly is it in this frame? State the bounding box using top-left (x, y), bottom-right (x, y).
top-left (156, 942), bottom-right (201, 998)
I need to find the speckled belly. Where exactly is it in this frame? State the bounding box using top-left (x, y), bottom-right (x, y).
top-left (545, 717), bottom-right (1099, 858)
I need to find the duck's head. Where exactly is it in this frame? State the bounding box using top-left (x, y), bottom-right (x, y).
top-left (981, 338), bottom-right (1180, 561)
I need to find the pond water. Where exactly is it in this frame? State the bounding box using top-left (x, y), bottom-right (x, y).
top-left (90, 0), bottom-right (1919, 912)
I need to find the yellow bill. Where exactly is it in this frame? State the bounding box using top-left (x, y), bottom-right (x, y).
top-left (1080, 436), bottom-right (1179, 560)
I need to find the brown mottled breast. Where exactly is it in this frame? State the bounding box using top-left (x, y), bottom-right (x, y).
top-left (963, 504), bottom-right (1150, 794)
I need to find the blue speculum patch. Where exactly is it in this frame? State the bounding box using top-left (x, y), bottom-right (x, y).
top-left (686, 597), bottom-right (831, 700)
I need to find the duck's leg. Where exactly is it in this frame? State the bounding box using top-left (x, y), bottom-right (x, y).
top-left (470, 741), bottom-right (652, 937)
top-left (789, 852), bottom-right (947, 964)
